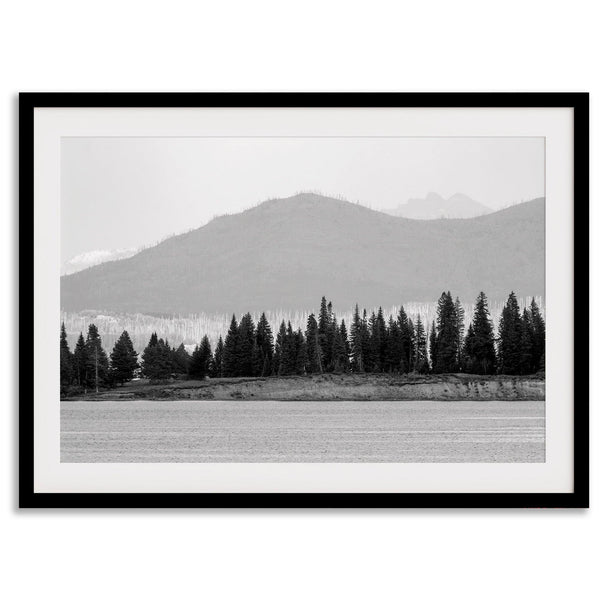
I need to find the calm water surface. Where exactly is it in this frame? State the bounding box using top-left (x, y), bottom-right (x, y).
top-left (61, 400), bottom-right (544, 463)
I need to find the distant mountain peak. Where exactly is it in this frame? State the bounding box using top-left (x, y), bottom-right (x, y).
top-left (382, 192), bottom-right (491, 220)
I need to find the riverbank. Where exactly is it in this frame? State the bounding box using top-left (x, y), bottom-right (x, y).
top-left (63, 372), bottom-right (545, 401)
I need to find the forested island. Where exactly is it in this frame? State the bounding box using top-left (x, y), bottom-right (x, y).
top-left (60, 290), bottom-right (545, 399)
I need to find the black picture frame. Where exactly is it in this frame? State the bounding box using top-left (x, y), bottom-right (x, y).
top-left (19, 92), bottom-right (589, 509)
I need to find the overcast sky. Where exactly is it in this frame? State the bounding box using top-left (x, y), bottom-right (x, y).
top-left (61, 136), bottom-right (544, 260)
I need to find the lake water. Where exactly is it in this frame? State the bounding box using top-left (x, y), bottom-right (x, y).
top-left (61, 400), bottom-right (545, 463)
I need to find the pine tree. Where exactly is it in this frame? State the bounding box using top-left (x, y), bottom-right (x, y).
top-left (376, 307), bottom-right (387, 372)
top-left (386, 316), bottom-right (401, 372)
top-left (84, 323), bottom-right (109, 391)
top-left (530, 298), bottom-right (546, 372)
top-left (305, 313), bottom-right (323, 374)
top-left (72, 332), bottom-right (87, 388)
top-left (498, 292), bottom-right (522, 375)
top-left (338, 319), bottom-right (351, 372)
top-left (368, 311), bottom-right (382, 372)
top-left (434, 291), bottom-right (459, 373)
top-left (275, 321), bottom-right (296, 376)
top-left (463, 323), bottom-right (475, 373)
top-left (222, 315), bottom-right (240, 377)
top-left (237, 313), bottom-right (256, 376)
top-left (141, 333), bottom-right (172, 380)
top-left (60, 322), bottom-right (73, 393)
top-left (414, 315), bottom-right (429, 373)
top-left (318, 296), bottom-right (332, 370)
top-left (189, 335), bottom-right (212, 379)
top-left (109, 330), bottom-right (138, 385)
top-left (329, 318), bottom-right (347, 372)
top-left (349, 305), bottom-right (364, 372)
top-left (520, 307), bottom-right (535, 375)
top-left (171, 343), bottom-right (190, 375)
top-left (361, 309), bottom-right (372, 372)
top-left (429, 321), bottom-right (438, 372)
top-left (273, 321), bottom-right (286, 375)
top-left (294, 329), bottom-right (308, 375)
top-left (210, 336), bottom-right (224, 378)
top-left (256, 313), bottom-right (274, 376)
top-left (398, 307), bottom-right (413, 374)
top-left (464, 291), bottom-right (496, 374)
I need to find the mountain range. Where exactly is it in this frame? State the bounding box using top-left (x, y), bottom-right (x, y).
top-left (382, 192), bottom-right (491, 219)
top-left (60, 193), bottom-right (545, 315)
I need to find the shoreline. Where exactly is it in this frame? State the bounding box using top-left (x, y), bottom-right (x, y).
top-left (62, 373), bottom-right (545, 402)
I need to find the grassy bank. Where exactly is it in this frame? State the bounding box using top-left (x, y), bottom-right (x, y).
top-left (63, 372), bottom-right (545, 402)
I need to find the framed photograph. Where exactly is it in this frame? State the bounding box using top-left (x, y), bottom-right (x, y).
top-left (20, 92), bottom-right (588, 508)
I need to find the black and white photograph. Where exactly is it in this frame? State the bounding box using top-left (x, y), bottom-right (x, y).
top-left (21, 94), bottom-right (587, 507)
top-left (59, 135), bottom-right (547, 464)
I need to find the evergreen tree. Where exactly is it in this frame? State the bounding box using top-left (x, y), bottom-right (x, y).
top-left (530, 298), bottom-right (546, 372)
top-left (386, 316), bottom-right (401, 372)
top-left (329, 318), bottom-right (348, 372)
top-left (141, 333), bottom-right (172, 380)
top-left (317, 296), bottom-right (332, 369)
top-left (414, 315), bottom-right (429, 373)
top-left (398, 307), bottom-right (413, 374)
top-left (428, 321), bottom-right (438, 372)
top-left (349, 305), bottom-right (364, 372)
top-left (305, 313), bottom-right (323, 374)
top-left (276, 321), bottom-right (296, 376)
top-left (434, 291), bottom-right (459, 373)
top-left (498, 292), bottom-right (522, 375)
top-left (237, 313), bottom-right (257, 376)
top-left (72, 332), bottom-right (87, 388)
top-left (463, 323), bottom-right (475, 369)
top-left (60, 322), bottom-right (73, 392)
top-left (84, 323), bottom-right (109, 391)
top-left (361, 309), bottom-right (372, 372)
top-left (256, 313), bottom-right (274, 376)
top-left (464, 291), bottom-right (496, 374)
top-left (189, 335), bottom-right (212, 379)
top-left (368, 311), bottom-right (382, 372)
top-left (171, 343), bottom-right (190, 375)
top-left (520, 307), bottom-right (535, 375)
top-left (109, 330), bottom-right (138, 385)
top-left (210, 336), bottom-right (224, 378)
top-left (407, 318), bottom-right (415, 371)
top-left (338, 319), bottom-right (351, 372)
top-left (222, 315), bottom-right (240, 377)
top-left (273, 321), bottom-right (286, 375)
top-left (294, 329), bottom-right (308, 374)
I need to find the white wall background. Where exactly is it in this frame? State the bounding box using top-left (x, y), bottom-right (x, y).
top-left (1, 1), bottom-right (597, 599)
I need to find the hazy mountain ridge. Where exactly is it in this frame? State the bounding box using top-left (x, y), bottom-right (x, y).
top-left (61, 193), bottom-right (545, 315)
top-left (382, 192), bottom-right (492, 219)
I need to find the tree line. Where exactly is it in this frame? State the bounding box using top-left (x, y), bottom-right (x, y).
top-left (60, 291), bottom-right (545, 392)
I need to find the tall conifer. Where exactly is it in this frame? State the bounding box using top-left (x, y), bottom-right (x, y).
top-left (109, 330), bottom-right (138, 385)
top-left (464, 291), bottom-right (496, 374)
top-left (84, 324), bottom-right (109, 391)
top-left (498, 292), bottom-right (522, 375)
top-left (222, 315), bottom-right (240, 377)
top-left (60, 322), bottom-right (73, 393)
top-left (210, 336), bottom-right (224, 378)
top-left (256, 313), bottom-right (274, 376)
top-left (305, 313), bottom-right (322, 374)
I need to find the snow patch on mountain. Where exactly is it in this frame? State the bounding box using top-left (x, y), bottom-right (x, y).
top-left (62, 247), bottom-right (139, 275)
